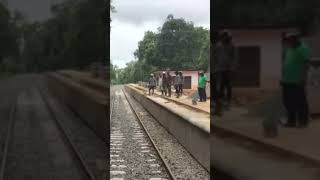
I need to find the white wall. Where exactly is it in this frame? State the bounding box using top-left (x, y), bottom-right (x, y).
top-left (156, 70), bottom-right (202, 90)
top-left (231, 30), bottom-right (284, 89)
top-left (181, 71), bottom-right (200, 89)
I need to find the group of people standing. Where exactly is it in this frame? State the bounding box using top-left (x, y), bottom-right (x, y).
top-left (212, 29), bottom-right (311, 128)
top-left (148, 70), bottom-right (184, 98)
top-left (148, 70), bottom-right (209, 103)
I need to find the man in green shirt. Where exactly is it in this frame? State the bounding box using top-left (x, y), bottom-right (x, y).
top-left (198, 72), bottom-right (207, 102)
top-left (281, 33), bottom-right (310, 128)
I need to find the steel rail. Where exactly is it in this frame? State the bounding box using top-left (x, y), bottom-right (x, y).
top-left (122, 88), bottom-right (177, 180)
top-left (37, 84), bottom-right (97, 180)
top-left (0, 98), bottom-right (17, 180)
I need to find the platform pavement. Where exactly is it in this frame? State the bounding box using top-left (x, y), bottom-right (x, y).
top-left (212, 135), bottom-right (320, 180)
top-left (213, 105), bottom-right (320, 166)
top-left (129, 84), bottom-right (210, 114)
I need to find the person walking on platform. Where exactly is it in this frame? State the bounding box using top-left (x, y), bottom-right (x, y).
top-left (174, 71), bottom-right (179, 97)
top-left (148, 73), bottom-right (156, 96)
top-left (161, 72), bottom-right (167, 95)
top-left (212, 31), bottom-right (223, 115)
top-left (158, 73), bottom-right (163, 93)
top-left (198, 71), bottom-right (207, 102)
top-left (213, 31), bottom-right (237, 108)
top-left (166, 70), bottom-right (172, 97)
top-left (281, 32), bottom-right (310, 128)
top-left (178, 71), bottom-right (184, 97)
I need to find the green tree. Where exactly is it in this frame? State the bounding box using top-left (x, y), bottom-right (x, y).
top-left (118, 15), bottom-right (210, 83)
top-left (19, 0), bottom-right (107, 72)
top-left (0, 3), bottom-right (19, 64)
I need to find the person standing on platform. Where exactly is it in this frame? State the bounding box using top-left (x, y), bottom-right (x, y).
top-left (178, 71), bottom-right (184, 97)
top-left (148, 73), bottom-right (156, 96)
top-left (174, 71), bottom-right (179, 97)
top-left (158, 73), bottom-right (163, 93)
top-left (198, 71), bottom-right (207, 102)
top-left (281, 32), bottom-right (310, 128)
top-left (218, 31), bottom-right (237, 109)
top-left (212, 31), bottom-right (222, 115)
top-left (166, 70), bottom-right (172, 97)
top-left (161, 72), bottom-right (167, 95)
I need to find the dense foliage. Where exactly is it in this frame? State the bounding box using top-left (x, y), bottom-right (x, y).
top-left (0, 0), bottom-right (108, 75)
top-left (0, 3), bottom-right (20, 73)
top-left (112, 15), bottom-right (210, 84)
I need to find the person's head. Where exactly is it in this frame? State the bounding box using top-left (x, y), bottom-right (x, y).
top-left (179, 71), bottom-right (182, 76)
top-left (175, 71), bottom-right (179, 75)
top-left (284, 32), bottom-right (301, 48)
top-left (199, 71), bottom-right (204, 77)
top-left (150, 73), bottom-right (154, 77)
top-left (220, 30), bottom-right (232, 44)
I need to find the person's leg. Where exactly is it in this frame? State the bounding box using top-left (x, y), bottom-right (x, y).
top-left (149, 87), bottom-right (151, 95)
top-left (219, 71), bottom-right (227, 100)
top-left (168, 85), bottom-right (171, 97)
top-left (175, 85), bottom-right (178, 97)
top-left (282, 84), bottom-right (296, 126)
top-left (203, 88), bottom-right (207, 102)
top-left (213, 73), bottom-right (223, 115)
top-left (297, 86), bottom-right (309, 126)
top-left (198, 87), bottom-right (202, 101)
top-left (226, 71), bottom-right (233, 104)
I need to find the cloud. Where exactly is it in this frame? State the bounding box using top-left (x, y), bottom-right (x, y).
top-left (111, 20), bottom-right (161, 68)
top-left (111, 0), bottom-right (210, 68)
top-left (112, 0), bottom-right (210, 26)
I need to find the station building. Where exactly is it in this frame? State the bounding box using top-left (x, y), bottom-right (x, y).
top-left (216, 26), bottom-right (320, 113)
top-left (153, 70), bottom-right (201, 90)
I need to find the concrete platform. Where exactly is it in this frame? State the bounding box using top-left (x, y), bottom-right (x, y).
top-left (57, 70), bottom-right (108, 95)
top-left (213, 105), bottom-right (320, 179)
top-left (125, 84), bottom-right (210, 171)
top-left (212, 135), bottom-right (320, 180)
top-left (130, 84), bottom-right (210, 114)
top-left (46, 72), bottom-right (108, 140)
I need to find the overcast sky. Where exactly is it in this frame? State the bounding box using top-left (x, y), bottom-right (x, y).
top-left (111, 0), bottom-right (210, 68)
top-left (6, 0), bottom-right (66, 21)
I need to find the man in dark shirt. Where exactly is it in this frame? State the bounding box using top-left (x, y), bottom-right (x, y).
top-left (166, 70), bottom-right (172, 97)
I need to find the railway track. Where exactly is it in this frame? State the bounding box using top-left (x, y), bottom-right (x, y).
top-left (0, 98), bottom-right (16, 180)
top-left (110, 86), bottom-right (175, 179)
top-left (0, 85), bottom-right (96, 180)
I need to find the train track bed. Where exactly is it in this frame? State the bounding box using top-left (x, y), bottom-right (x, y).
top-left (0, 75), bottom-right (105, 180)
top-left (123, 87), bottom-right (209, 179)
top-left (110, 87), bottom-right (171, 179)
top-left (0, 75), bottom-right (37, 160)
top-left (1, 87), bottom-right (88, 180)
top-left (38, 77), bottom-right (107, 180)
